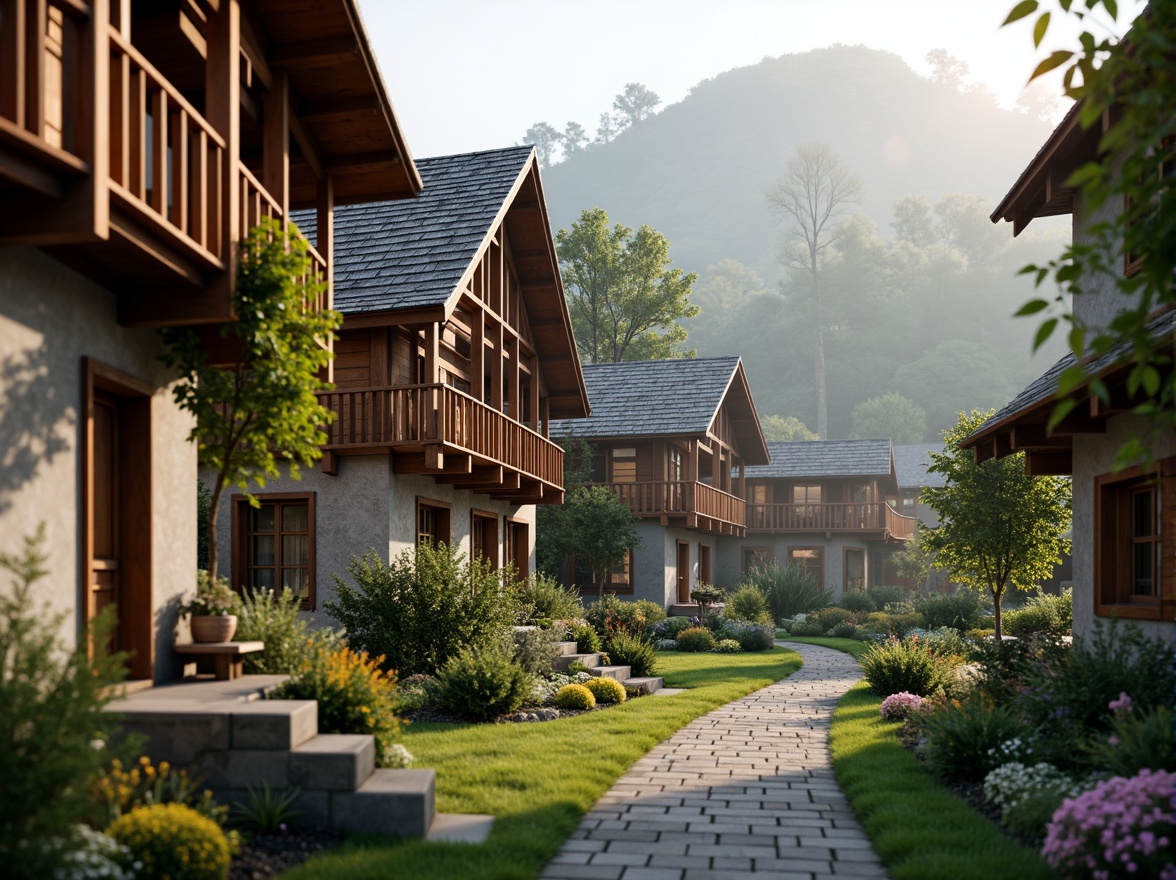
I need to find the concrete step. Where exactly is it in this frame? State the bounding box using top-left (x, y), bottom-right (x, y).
top-left (623, 677), bottom-right (663, 696)
top-left (589, 665), bottom-right (631, 682)
top-left (331, 768), bottom-right (436, 837)
top-left (554, 652), bottom-right (602, 672)
top-left (556, 641), bottom-right (580, 656)
top-left (290, 733), bottom-right (376, 792)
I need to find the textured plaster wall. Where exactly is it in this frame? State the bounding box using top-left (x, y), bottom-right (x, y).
top-left (1071, 186), bottom-right (1139, 332)
top-left (716, 536), bottom-right (884, 600)
top-left (1071, 415), bottom-right (1176, 644)
top-left (628, 524), bottom-right (719, 609)
top-left (0, 248), bottom-right (196, 678)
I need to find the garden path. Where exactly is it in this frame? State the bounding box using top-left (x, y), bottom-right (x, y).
top-left (540, 641), bottom-right (887, 880)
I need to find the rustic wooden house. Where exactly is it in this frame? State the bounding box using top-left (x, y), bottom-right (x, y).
top-left (0, 0), bottom-right (417, 682)
top-left (893, 443), bottom-right (946, 527)
top-left (550, 357), bottom-right (769, 608)
top-left (208, 145), bottom-right (589, 613)
top-left (962, 101), bottom-right (1175, 640)
top-left (722, 439), bottom-right (916, 598)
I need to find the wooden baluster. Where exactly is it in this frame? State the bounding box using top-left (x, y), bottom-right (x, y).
top-left (170, 110), bottom-right (187, 232)
top-left (108, 36), bottom-right (126, 185)
top-left (127, 64), bottom-right (145, 197)
top-left (1, 0), bottom-right (26, 128)
top-left (192, 127), bottom-right (207, 248)
top-left (148, 88), bottom-right (166, 212)
top-left (25, 0), bottom-right (45, 137)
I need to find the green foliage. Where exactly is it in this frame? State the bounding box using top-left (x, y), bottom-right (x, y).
top-left (184, 571), bottom-right (241, 617)
top-left (744, 560), bottom-right (833, 621)
top-left (1001, 787), bottom-right (1070, 842)
top-left (917, 590), bottom-right (982, 633)
top-left (1084, 707), bottom-right (1176, 776)
top-left (583, 677), bottom-right (627, 705)
top-left (270, 642), bottom-right (403, 767)
top-left (717, 620), bottom-right (776, 652)
top-left (511, 627), bottom-right (563, 676)
top-left (572, 623), bottom-right (600, 654)
top-left (860, 638), bottom-right (955, 698)
top-left (789, 620), bottom-right (826, 637)
top-left (325, 542), bottom-right (518, 678)
top-left (921, 699), bottom-right (1029, 782)
top-left (862, 610), bottom-right (926, 638)
top-left (0, 527), bottom-right (128, 879)
top-left (603, 631), bottom-right (660, 677)
top-left (434, 642), bottom-right (531, 721)
top-left (161, 218), bottom-right (340, 578)
top-left (548, 485), bottom-right (640, 599)
top-left (197, 479), bottom-right (211, 571)
top-left (839, 590), bottom-right (876, 613)
top-left (631, 600), bottom-right (666, 629)
top-left (236, 587), bottom-right (320, 675)
top-left (556, 207), bottom-right (699, 363)
top-left (812, 607), bottom-right (856, 632)
top-left (689, 584), bottom-right (725, 614)
top-left (832, 622), bottom-right (859, 639)
top-left (723, 585), bottom-right (773, 624)
top-left (965, 634), bottom-right (1064, 704)
top-left (891, 527), bottom-right (938, 587)
top-left (759, 414), bottom-right (818, 441)
top-left (715, 639), bottom-right (743, 653)
top-left (585, 594), bottom-right (648, 640)
top-left (656, 616), bottom-right (694, 638)
top-left (922, 410), bottom-right (1071, 638)
top-left (520, 573), bottom-right (583, 623)
top-left (893, 342), bottom-right (1018, 436)
top-left (676, 627), bottom-right (717, 653)
top-left (232, 783), bottom-right (303, 834)
top-left (1001, 589), bottom-right (1071, 639)
top-left (850, 392), bottom-right (928, 444)
top-left (554, 683), bottom-right (596, 711)
top-left (396, 674), bottom-right (439, 713)
top-left (107, 803), bottom-right (231, 880)
top-left (93, 756), bottom-right (230, 835)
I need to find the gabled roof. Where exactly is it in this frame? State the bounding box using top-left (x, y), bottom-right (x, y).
top-left (551, 357), bottom-right (770, 465)
top-left (744, 439), bottom-right (895, 480)
top-left (894, 444), bottom-right (947, 490)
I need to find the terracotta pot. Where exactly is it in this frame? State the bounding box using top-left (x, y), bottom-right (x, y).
top-left (190, 614), bottom-right (237, 643)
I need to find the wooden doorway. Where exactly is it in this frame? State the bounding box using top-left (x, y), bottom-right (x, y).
top-left (84, 359), bottom-right (153, 681)
top-left (676, 540), bottom-right (691, 603)
top-left (505, 517), bottom-right (529, 580)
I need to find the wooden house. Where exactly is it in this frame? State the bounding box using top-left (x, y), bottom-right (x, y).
top-left (0, 0), bottom-right (417, 682)
top-left (724, 440), bottom-right (916, 598)
top-left (962, 100), bottom-right (1175, 640)
top-left (550, 357), bottom-right (769, 607)
top-left (893, 443), bottom-right (945, 527)
top-left (209, 145), bottom-right (589, 614)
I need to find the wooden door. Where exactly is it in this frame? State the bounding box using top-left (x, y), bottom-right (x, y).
top-left (676, 540), bottom-right (690, 603)
top-left (90, 391), bottom-right (120, 653)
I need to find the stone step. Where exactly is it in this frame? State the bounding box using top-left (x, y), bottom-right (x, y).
top-left (554, 652), bottom-right (602, 672)
top-left (623, 677), bottom-right (663, 696)
top-left (332, 768), bottom-right (436, 837)
top-left (588, 665), bottom-right (631, 682)
top-left (556, 641), bottom-right (580, 656)
top-left (290, 733), bottom-right (376, 792)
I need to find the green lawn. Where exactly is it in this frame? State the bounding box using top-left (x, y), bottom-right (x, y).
top-left (284, 647), bottom-right (801, 880)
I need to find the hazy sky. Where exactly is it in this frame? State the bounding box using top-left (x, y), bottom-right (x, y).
top-left (357, 0), bottom-right (1139, 161)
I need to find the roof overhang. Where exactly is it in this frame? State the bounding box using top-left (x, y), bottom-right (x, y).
top-left (711, 361), bottom-right (770, 466)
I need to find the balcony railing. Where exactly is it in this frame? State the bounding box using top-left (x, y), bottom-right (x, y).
top-left (747, 502), bottom-right (916, 539)
top-left (601, 480), bottom-right (747, 531)
top-left (316, 383), bottom-right (564, 489)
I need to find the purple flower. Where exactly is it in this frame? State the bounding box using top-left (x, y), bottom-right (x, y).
top-left (1109, 692), bottom-right (1135, 717)
top-left (880, 692), bottom-right (923, 721)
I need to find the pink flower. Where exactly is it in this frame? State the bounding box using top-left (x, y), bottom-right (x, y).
top-left (1109, 692), bottom-right (1134, 717)
top-left (880, 692), bottom-right (923, 721)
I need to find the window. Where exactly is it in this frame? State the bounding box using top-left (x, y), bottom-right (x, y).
top-left (844, 548), bottom-right (865, 593)
top-left (742, 547), bottom-right (770, 575)
top-left (573, 549), bottom-right (634, 596)
top-left (699, 544), bottom-right (712, 585)
top-left (471, 511), bottom-right (499, 568)
top-left (417, 498), bottom-right (452, 547)
top-left (505, 517), bottom-right (530, 579)
top-left (233, 493), bottom-right (315, 609)
top-left (669, 447), bottom-right (684, 482)
top-left (1096, 459), bottom-right (1173, 620)
top-left (788, 547), bottom-right (824, 586)
top-left (792, 484), bottom-right (822, 505)
top-left (747, 483), bottom-right (767, 505)
top-left (1123, 138), bottom-right (1173, 276)
top-left (610, 447), bottom-right (637, 483)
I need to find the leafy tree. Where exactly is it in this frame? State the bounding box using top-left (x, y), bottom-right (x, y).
top-left (926, 48), bottom-right (970, 89)
top-left (891, 195), bottom-right (939, 248)
top-left (760, 414), bottom-right (818, 442)
top-left (556, 207), bottom-right (699, 363)
top-left (922, 410), bottom-right (1072, 638)
top-left (562, 121), bottom-right (589, 158)
top-left (595, 111), bottom-right (621, 145)
top-left (161, 219), bottom-right (339, 579)
top-left (891, 524), bottom-right (940, 591)
top-left (523, 121), bottom-right (562, 168)
top-left (1005, 0), bottom-right (1176, 468)
top-left (1015, 79), bottom-right (1060, 123)
top-left (690, 259), bottom-right (769, 312)
top-left (766, 143), bottom-right (862, 438)
top-left (850, 392), bottom-right (928, 443)
top-left (554, 485), bottom-right (641, 600)
top-left (536, 433), bottom-right (594, 577)
top-left (612, 82), bottom-right (661, 127)
top-left (893, 340), bottom-right (1017, 435)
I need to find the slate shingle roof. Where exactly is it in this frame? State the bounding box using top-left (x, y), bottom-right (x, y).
top-left (743, 440), bottom-right (894, 479)
top-left (292, 145), bottom-right (533, 315)
top-left (893, 444), bottom-right (946, 490)
top-left (550, 358), bottom-right (742, 438)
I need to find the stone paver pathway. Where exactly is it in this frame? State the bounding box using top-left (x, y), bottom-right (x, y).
top-left (541, 642), bottom-right (888, 880)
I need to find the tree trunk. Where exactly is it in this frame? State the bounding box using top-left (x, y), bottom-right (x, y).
top-left (206, 478), bottom-right (225, 580)
top-left (992, 585), bottom-right (1002, 640)
top-left (811, 253), bottom-right (827, 439)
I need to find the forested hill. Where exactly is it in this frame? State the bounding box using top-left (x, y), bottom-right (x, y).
top-left (542, 44), bottom-right (1055, 285)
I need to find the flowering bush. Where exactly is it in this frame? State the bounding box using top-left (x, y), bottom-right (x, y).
top-left (676, 627), bottom-right (716, 653)
top-left (54, 825), bottom-right (137, 880)
top-left (880, 692), bottom-right (923, 721)
top-left (531, 670), bottom-right (593, 705)
top-left (185, 571), bottom-right (241, 617)
top-left (717, 619), bottom-right (775, 652)
top-left (93, 756), bottom-right (229, 833)
top-left (983, 761), bottom-right (1079, 814)
top-left (1042, 769), bottom-right (1176, 879)
top-left (107, 803), bottom-right (231, 880)
top-left (655, 639), bottom-right (679, 650)
top-left (714, 639), bottom-right (743, 653)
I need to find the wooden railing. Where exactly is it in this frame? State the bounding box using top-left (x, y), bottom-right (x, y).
top-left (747, 502), bottom-right (916, 539)
top-left (601, 480), bottom-right (747, 530)
top-left (316, 383), bottom-right (564, 488)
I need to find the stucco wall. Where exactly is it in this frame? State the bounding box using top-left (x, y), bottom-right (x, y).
top-left (1071, 185), bottom-right (1140, 332)
top-left (627, 524), bottom-right (723, 609)
top-left (717, 536), bottom-right (890, 600)
top-left (0, 248), bottom-right (196, 678)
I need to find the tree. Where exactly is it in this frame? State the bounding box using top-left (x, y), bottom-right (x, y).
top-left (927, 48), bottom-right (970, 89)
top-left (891, 525), bottom-right (940, 593)
top-left (562, 121), bottom-right (589, 158)
top-left (556, 207), bottom-right (699, 363)
top-left (893, 341), bottom-right (1017, 436)
top-left (523, 122), bottom-right (562, 168)
top-left (595, 112), bottom-right (621, 145)
top-left (766, 143), bottom-right (863, 438)
top-left (557, 485), bottom-right (641, 599)
top-left (760, 414), bottom-right (818, 442)
top-left (612, 82), bottom-right (661, 127)
top-left (1015, 79), bottom-right (1060, 123)
top-left (690, 259), bottom-right (769, 312)
top-left (922, 410), bottom-right (1071, 638)
top-left (161, 219), bottom-right (339, 579)
top-left (850, 393), bottom-right (927, 444)
top-left (1005, 1), bottom-right (1176, 468)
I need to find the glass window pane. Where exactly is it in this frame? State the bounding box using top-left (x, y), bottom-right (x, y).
top-left (282, 503), bottom-right (309, 532)
top-left (251, 504), bottom-right (275, 532)
top-left (282, 568), bottom-right (309, 598)
top-left (252, 534), bottom-right (275, 566)
top-left (1132, 489), bottom-right (1154, 538)
top-left (251, 567), bottom-right (276, 589)
top-left (1132, 541), bottom-right (1154, 596)
top-left (282, 534), bottom-right (308, 566)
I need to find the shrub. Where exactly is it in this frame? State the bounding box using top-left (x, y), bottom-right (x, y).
top-left (554, 684), bottom-right (595, 710)
top-left (584, 677), bottom-right (626, 704)
top-left (325, 542), bottom-right (518, 677)
top-left (917, 590), bottom-right (982, 632)
top-left (1001, 589), bottom-right (1072, 640)
top-left (860, 638), bottom-right (954, 697)
top-left (93, 756), bottom-right (230, 834)
top-left (434, 641), bottom-right (531, 721)
top-left (789, 621), bottom-right (825, 637)
top-left (967, 633), bottom-right (1064, 703)
top-left (813, 607), bottom-right (856, 632)
top-left (839, 590), bottom-right (876, 613)
top-left (723, 586), bottom-right (773, 624)
top-left (235, 587), bottom-right (326, 675)
top-left (868, 585), bottom-right (906, 608)
top-left (520, 574), bottom-right (583, 622)
top-left (603, 631), bottom-right (659, 677)
top-left (653, 616), bottom-right (693, 639)
top-left (107, 803), bottom-right (231, 880)
top-left (0, 528), bottom-right (128, 879)
top-left (717, 619), bottom-right (775, 652)
top-left (1042, 769), bottom-right (1176, 879)
top-left (676, 627), bottom-right (717, 652)
top-left (921, 698), bottom-right (1029, 782)
top-left (863, 610), bottom-right (926, 638)
top-left (531, 671), bottom-right (592, 705)
top-left (744, 561), bottom-right (832, 621)
top-left (572, 622), bottom-right (601, 654)
top-left (831, 622), bottom-right (858, 639)
top-left (1085, 706), bottom-right (1176, 776)
top-left (631, 600), bottom-right (667, 631)
top-left (585, 595), bottom-right (648, 640)
top-left (984, 762), bottom-right (1084, 841)
top-left (715, 639), bottom-right (743, 653)
top-left (56, 825), bottom-right (136, 880)
top-left (511, 627), bottom-right (563, 675)
top-left (232, 782), bottom-right (303, 834)
top-left (880, 692), bottom-right (923, 721)
top-left (271, 642), bottom-right (402, 765)
top-left (655, 639), bottom-right (679, 650)
top-left (697, 612), bottom-right (726, 633)
top-left (396, 674), bottom-right (439, 712)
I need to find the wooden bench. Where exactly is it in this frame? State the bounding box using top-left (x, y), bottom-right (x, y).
top-left (174, 641), bottom-right (265, 681)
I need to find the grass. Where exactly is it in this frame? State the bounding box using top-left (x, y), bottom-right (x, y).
top-left (285, 647), bottom-right (801, 880)
top-left (787, 636), bottom-right (1053, 879)
top-left (780, 634), bottom-right (869, 658)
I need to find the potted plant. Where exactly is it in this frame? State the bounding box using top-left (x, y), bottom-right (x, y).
top-left (185, 571), bottom-right (242, 643)
top-left (690, 583), bottom-right (725, 616)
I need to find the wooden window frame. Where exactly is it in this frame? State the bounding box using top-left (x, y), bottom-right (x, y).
top-left (231, 492), bottom-right (316, 611)
top-left (843, 547), bottom-right (866, 594)
top-left (505, 515), bottom-right (530, 580)
top-left (1094, 457), bottom-right (1174, 621)
top-left (416, 496), bottom-right (452, 548)
top-left (470, 508), bottom-right (499, 569)
top-left (609, 447), bottom-right (638, 483)
top-left (698, 543), bottom-right (713, 586)
top-left (571, 548), bottom-right (634, 596)
top-left (787, 546), bottom-right (825, 587)
top-left (742, 546), bottom-right (771, 576)
top-left (1123, 138), bottom-right (1172, 277)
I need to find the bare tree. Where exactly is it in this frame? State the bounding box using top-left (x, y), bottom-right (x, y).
top-left (765, 143), bottom-right (862, 439)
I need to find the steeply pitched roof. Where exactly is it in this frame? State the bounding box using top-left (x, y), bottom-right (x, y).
top-left (893, 444), bottom-right (946, 490)
top-left (744, 440), bottom-right (894, 479)
top-left (293, 146), bottom-right (533, 315)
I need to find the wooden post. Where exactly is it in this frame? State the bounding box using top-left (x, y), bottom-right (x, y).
top-left (506, 336), bottom-right (519, 420)
top-left (470, 307), bottom-right (485, 401)
top-left (490, 319), bottom-right (504, 411)
top-left (316, 171), bottom-right (334, 382)
top-left (424, 323), bottom-right (439, 384)
top-left (205, 0), bottom-right (240, 302)
top-left (263, 69), bottom-right (289, 224)
top-left (540, 397), bottom-right (550, 439)
top-left (528, 357), bottom-right (540, 430)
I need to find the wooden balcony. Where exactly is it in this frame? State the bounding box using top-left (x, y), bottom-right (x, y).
top-left (602, 480), bottom-right (748, 536)
top-left (317, 383), bottom-right (565, 503)
top-left (747, 502), bottom-right (916, 540)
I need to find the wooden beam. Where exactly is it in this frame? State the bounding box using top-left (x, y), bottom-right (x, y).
top-left (1010, 424), bottom-right (1072, 450)
top-left (262, 69), bottom-right (288, 221)
top-left (324, 150), bottom-right (401, 170)
top-left (289, 111), bottom-right (324, 179)
top-left (269, 36), bottom-right (358, 66)
top-left (204, 0), bottom-right (239, 310)
top-left (320, 450), bottom-right (338, 476)
top-left (298, 95), bottom-right (380, 122)
top-left (1025, 451), bottom-right (1073, 476)
top-left (435, 465), bottom-right (504, 486)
